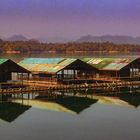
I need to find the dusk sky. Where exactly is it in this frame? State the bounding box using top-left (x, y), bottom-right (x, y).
top-left (0, 0), bottom-right (140, 39)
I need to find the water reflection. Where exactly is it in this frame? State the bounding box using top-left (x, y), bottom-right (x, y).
top-left (118, 94), bottom-right (140, 108)
top-left (0, 86), bottom-right (140, 123)
top-left (0, 102), bottom-right (31, 122)
top-left (15, 96), bottom-right (98, 114)
top-left (44, 96), bottom-right (98, 114)
top-left (44, 88), bottom-right (140, 109)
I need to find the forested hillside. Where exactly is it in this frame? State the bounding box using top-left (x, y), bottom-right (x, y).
top-left (0, 39), bottom-right (140, 54)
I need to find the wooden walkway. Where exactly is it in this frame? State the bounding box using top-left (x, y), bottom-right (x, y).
top-left (0, 87), bottom-right (48, 94)
top-left (23, 80), bottom-right (140, 88)
top-left (0, 80), bottom-right (140, 95)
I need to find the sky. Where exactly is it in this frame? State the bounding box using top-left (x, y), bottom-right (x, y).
top-left (0, 0), bottom-right (140, 39)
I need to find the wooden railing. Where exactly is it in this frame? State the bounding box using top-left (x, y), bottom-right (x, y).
top-left (18, 75), bottom-right (140, 83)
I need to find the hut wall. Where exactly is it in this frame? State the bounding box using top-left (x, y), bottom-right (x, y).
top-left (97, 71), bottom-right (117, 78)
top-left (60, 60), bottom-right (98, 79)
top-left (120, 61), bottom-right (140, 78)
top-left (97, 58), bottom-right (140, 79)
top-left (119, 68), bottom-right (130, 78)
top-left (0, 60), bottom-right (30, 82)
top-left (99, 69), bottom-right (132, 79)
top-left (56, 60), bottom-right (98, 84)
top-left (0, 72), bottom-right (11, 82)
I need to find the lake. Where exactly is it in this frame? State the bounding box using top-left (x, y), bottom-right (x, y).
top-left (0, 87), bottom-right (140, 140)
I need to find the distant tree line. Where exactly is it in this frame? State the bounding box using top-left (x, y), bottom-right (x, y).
top-left (0, 39), bottom-right (140, 54)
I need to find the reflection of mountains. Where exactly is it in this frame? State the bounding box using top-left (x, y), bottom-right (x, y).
top-left (0, 102), bottom-right (31, 122)
top-left (16, 96), bottom-right (98, 114)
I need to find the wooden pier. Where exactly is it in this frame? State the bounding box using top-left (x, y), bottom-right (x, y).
top-left (0, 81), bottom-right (140, 94)
top-left (23, 80), bottom-right (140, 89)
top-left (0, 80), bottom-right (140, 95)
top-left (0, 87), bottom-right (48, 94)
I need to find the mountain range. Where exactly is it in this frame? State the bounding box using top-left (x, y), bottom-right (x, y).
top-left (0, 35), bottom-right (28, 41)
top-left (6, 35), bottom-right (28, 41)
top-left (1, 34), bottom-right (140, 44)
top-left (77, 35), bottom-right (140, 44)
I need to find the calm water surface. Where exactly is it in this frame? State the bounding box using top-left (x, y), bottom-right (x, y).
top-left (0, 88), bottom-right (140, 140)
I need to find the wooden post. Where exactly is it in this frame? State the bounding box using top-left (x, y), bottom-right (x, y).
top-left (21, 73), bottom-right (23, 86)
top-left (28, 93), bottom-right (30, 100)
top-left (27, 73), bottom-right (30, 80)
top-left (73, 69), bottom-right (75, 80)
top-left (21, 92), bottom-right (24, 104)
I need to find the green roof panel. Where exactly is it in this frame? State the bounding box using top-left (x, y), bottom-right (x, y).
top-left (20, 58), bottom-right (64, 64)
top-left (0, 59), bottom-right (8, 65)
top-left (82, 57), bottom-right (139, 71)
top-left (19, 58), bottom-right (78, 73)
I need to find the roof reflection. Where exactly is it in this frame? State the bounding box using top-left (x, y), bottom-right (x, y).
top-left (45, 96), bottom-right (98, 114)
top-left (118, 94), bottom-right (140, 108)
top-left (0, 102), bottom-right (31, 122)
top-left (15, 95), bottom-right (98, 114)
